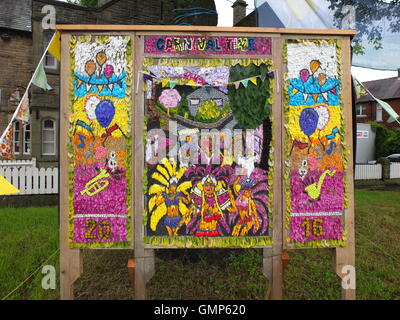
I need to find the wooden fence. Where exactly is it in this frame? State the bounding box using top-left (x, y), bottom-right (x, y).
top-left (0, 158), bottom-right (58, 195)
top-left (390, 163), bottom-right (400, 179)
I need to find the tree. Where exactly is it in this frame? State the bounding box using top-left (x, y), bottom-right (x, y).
top-left (327, 0), bottom-right (400, 54)
top-left (67, 0), bottom-right (98, 7)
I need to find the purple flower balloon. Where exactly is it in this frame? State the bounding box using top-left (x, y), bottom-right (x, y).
top-left (104, 65), bottom-right (114, 79)
top-left (300, 69), bottom-right (310, 83)
top-left (299, 108), bottom-right (319, 137)
top-left (95, 99), bottom-right (115, 128)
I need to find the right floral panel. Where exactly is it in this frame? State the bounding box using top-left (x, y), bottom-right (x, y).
top-left (284, 39), bottom-right (349, 248)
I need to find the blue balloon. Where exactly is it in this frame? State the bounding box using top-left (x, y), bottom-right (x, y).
top-left (299, 108), bottom-right (319, 137)
top-left (95, 100), bottom-right (115, 128)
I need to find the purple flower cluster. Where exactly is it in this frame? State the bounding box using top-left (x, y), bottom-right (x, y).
top-left (73, 217), bottom-right (127, 243)
top-left (290, 169), bottom-right (344, 213)
top-left (73, 163), bottom-right (127, 214)
top-left (290, 216), bottom-right (343, 242)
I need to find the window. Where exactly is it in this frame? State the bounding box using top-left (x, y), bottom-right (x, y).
top-left (190, 98), bottom-right (200, 106)
top-left (376, 105), bottom-right (383, 122)
top-left (42, 119), bottom-right (56, 155)
top-left (212, 98), bottom-right (223, 107)
top-left (23, 124), bottom-right (31, 155)
top-left (43, 33), bottom-right (57, 69)
top-left (356, 104), bottom-right (366, 117)
top-left (13, 121), bottom-right (20, 155)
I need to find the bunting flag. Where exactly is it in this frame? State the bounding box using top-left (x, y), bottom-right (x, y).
top-left (376, 99), bottom-right (400, 124)
top-left (0, 125), bottom-right (14, 160)
top-left (145, 70), bottom-right (276, 90)
top-left (15, 93), bottom-right (30, 124)
top-left (0, 175), bottom-right (20, 195)
top-left (250, 77), bottom-right (258, 85)
top-left (354, 76), bottom-right (400, 125)
top-left (32, 61), bottom-right (52, 91)
top-left (48, 31), bottom-right (61, 61)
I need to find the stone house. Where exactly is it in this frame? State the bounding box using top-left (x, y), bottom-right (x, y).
top-left (0, 0), bottom-right (217, 167)
top-left (187, 87), bottom-right (229, 117)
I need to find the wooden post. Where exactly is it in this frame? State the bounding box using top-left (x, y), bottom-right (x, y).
top-left (127, 258), bottom-right (136, 289)
top-left (334, 36), bottom-right (356, 300)
top-left (59, 32), bottom-right (82, 300)
top-left (133, 33), bottom-right (155, 300)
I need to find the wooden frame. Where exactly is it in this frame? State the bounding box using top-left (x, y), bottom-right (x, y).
top-left (58, 25), bottom-right (356, 300)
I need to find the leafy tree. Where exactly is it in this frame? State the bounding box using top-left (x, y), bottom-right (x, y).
top-left (67, 0), bottom-right (98, 7)
top-left (327, 0), bottom-right (400, 54)
top-left (369, 122), bottom-right (400, 158)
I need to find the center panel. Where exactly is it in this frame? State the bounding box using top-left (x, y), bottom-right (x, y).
top-left (141, 39), bottom-right (275, 247)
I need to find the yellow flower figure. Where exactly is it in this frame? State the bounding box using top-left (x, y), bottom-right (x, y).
top-left (148, 158), bottom-right (192, 236)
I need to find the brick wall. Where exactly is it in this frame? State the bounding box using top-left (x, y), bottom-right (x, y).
top-left (0, 30), bottom-right (33, 135)
top-left (356, 99), bottom-right (400, 130)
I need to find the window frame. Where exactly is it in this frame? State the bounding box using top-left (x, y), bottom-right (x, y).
top-left (376, 105), bottom-right (383, 122)
top-left (23, 123), bottom-right (31, 155)
top-left (356, 104), bottom-right (367, 117)
top-left (13, 121), bottom-right (20, 155)
top-left (43, 32), bottom-right (58, 70)
top-left (42, 119), bottom-right (57, 156)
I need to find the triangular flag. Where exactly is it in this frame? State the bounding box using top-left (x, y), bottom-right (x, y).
top-left (312, 94), bottom-right (319, 102)
top-left (108, 83), bottom-right (114, 92)
top-left (16, 93), bottom-right (30, 123)
top-left (86, 84), bottom-right (92, 92)
top-left (48, 31), bottom-right (61, 61)
top-left (161, 80), bottom-right (169, 88)
top-left (169, 81), bottom-right (177, 89)
top-left (77, 79), bottom-right (84, 89)
top-left (241, 79), bottom-right (249, 88)
top-left (292, 88), bottom-right (299, 95)
top-left (303, 93), bottom-right (309, 102)
top-left (234, 81), bottom-right (240, 89)
top-left (0, 125), bottom-right (14, 160)
top-left (321, 92), bottom-right (329, 101)
top-left (32, 61), bottom-right (52, 90)
top-left (250, 77), bottom-right (258, 85)
top-left (97, 85), bottom-right (104, 92)
top-left (375, 99), bottom-right (399, 123)
top-left (0, 175), bottom-right (20, 195)
top-left (330, 87), bottom-right (337, 95)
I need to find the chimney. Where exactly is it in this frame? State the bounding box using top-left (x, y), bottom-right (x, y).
top-left (232, 0), bottom-right (248, 26)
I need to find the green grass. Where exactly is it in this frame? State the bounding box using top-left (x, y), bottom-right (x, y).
top-left (0, 206), bottom-right (59, 300)
top-left (1, 189), bottom-right (399, 300)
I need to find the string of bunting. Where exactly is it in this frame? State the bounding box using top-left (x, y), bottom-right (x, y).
top-left (0, 31), bottom-right (60, 156)
top-left (141, 70), bottom-right (275, 90)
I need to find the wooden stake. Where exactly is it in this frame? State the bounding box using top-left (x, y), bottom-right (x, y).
top-left (60, 32), bottom-right (82, 300)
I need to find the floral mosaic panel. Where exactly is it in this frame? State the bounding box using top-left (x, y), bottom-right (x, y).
top-left (68, 35), bottom-right (133, 248)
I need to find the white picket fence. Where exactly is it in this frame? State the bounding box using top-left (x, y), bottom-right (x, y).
top-left (0, 158), bottom-right (58, 195)
top-left (355, 164), bottom-right (382, 180)
top-left (390, 163), bottom-right (400, 179)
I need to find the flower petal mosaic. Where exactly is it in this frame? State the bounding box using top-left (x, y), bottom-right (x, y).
top-left (284, 39), bottom-right (348, 248)
top-left (68, 35), bottom-right (133, 248)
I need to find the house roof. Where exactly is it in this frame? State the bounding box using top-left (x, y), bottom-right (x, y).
top-left (0, 0), bottom-right (32, 32)
top-left (357, 77), bottom-right (400, 103)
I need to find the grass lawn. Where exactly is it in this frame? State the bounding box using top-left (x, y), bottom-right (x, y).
top-left (1, 189), bottom-right (399, 300)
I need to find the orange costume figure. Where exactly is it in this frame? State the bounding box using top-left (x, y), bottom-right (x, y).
top-left (228, 177), bottom-right (260, 237)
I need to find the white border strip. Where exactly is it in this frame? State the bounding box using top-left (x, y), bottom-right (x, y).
top-left (74, 214), bottom-right (127, 219)
top-left (291, 212), bottom-right (343, 217)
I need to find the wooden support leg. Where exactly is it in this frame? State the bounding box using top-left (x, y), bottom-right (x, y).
top-left (134, 249), bottom-right (155, 300)
top-left (60, 248), bottom-right (82, 300)
top-left (334, 246), bottom-right (356, 300)
top-left (127, 258), bottom-right (136, 290)
top-left (263, 248), bottom-right (285, 300)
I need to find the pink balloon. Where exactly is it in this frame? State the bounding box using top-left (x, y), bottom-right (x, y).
top-left (104, 65), bottom-right (114, 79)
top-left (300, 69), bottom-right (310, 83)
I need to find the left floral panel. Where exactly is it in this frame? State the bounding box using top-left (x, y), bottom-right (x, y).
top-left (68, 35), bottom-right (133, 248)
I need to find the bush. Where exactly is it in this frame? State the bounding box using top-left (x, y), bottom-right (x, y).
top-left (369, 122), bottom-right (400, 158)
